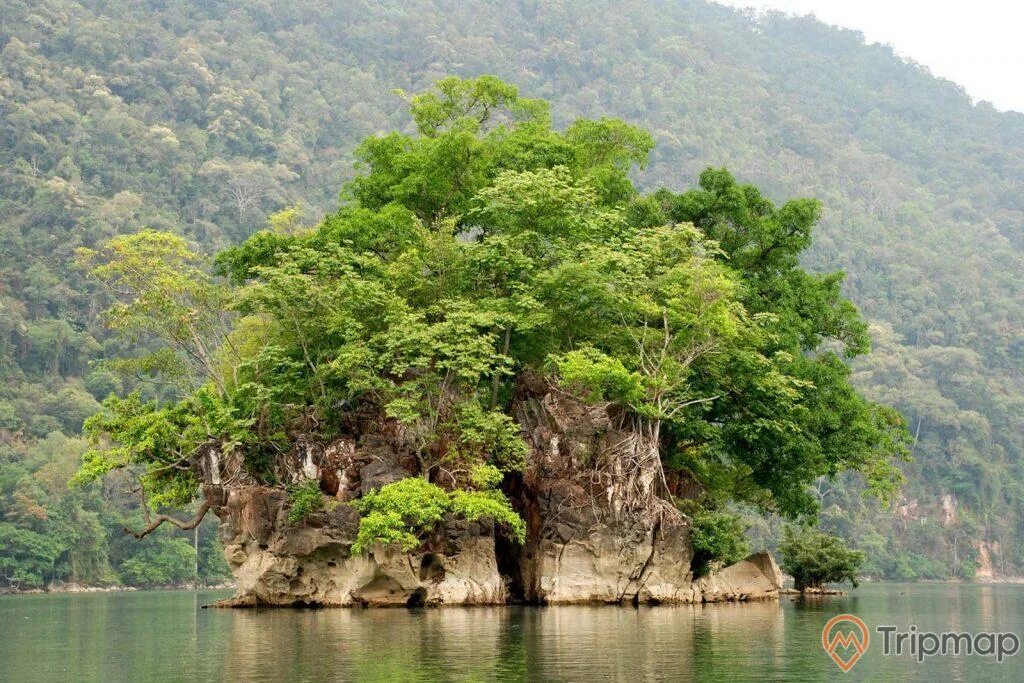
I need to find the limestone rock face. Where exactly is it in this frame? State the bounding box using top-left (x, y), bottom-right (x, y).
top-left (512, 384), bottom-right (698, 604)
top-left (216, 486), bottom-right (505, 606)
top-left (208, 379), bottom-right (781, 607)
top-left (518, 515), bottom-right (696, 604)
top-left (692, 551), bottom-right (783, 603)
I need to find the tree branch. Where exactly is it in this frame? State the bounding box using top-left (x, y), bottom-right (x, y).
top-left (124, 499), bottom-right (213, 540)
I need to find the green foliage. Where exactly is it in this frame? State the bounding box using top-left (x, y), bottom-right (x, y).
top-left (449, 490), bottom-right (527, 543)
top-left (76, 230), bottom-right (235, 392)
top-left (69, 75), bottom-right (905, 585)
top-left (1, 0), bottom-right (1019, 583)
top-left (351, 477), bottom-right (524, 554)
top-left (551, 348), bottom-right (646, 408)
top-left (118, 535), bottom-right (196, 588)
top-left (779, 525), bottom-right (866, 590)
top-left (468, 463), bottom-right (504, 489)
top-left (84, 369), bottom-right (121, 401)
top-left (690, 509), bottom-right (751, 577)
top-left (351, 478), bottom-right (456, 553)
top-left (0, 522), bottom-right (64, 588)
top-left (286, 480), bottom-right (326, 524)
top-left (400, 74), bottom-right (548, 138)
top-left (454, 404), bottom-right (528, 473)
top-left (0, 431), bottom-right (226, 589)
top-left (74, 388), bottom-right (258, 508)
top-left (657, 169), bottom-right (910, 515)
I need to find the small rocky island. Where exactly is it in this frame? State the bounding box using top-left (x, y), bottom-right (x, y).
top-left (76, 77), bottom-right (903, 608)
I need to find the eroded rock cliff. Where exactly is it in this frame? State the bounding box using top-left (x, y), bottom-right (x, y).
top-left (208, 378), bottom-right (781, 607)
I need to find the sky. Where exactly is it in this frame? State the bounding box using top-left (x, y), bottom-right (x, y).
top-left (716, 0), bottom-right (1024, 113)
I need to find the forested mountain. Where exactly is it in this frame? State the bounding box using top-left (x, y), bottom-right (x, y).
top-left (1, 0), bottom-right (1021, 587)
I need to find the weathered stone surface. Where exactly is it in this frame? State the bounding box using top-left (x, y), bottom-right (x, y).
top-left (208, 382), bottom-right (781, 607)
top-left (746, 550), bottom-right (785, 590)
top-left (693, 551), bottom-right (783, 603)
top-left (513, 384), bottom-right (701, 604)
top-left (520, 515), bottom-right (698, 604)
top-left (215, 485), bottom-right (506, 607)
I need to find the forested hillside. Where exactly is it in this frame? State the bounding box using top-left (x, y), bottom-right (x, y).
top-left (1, 0), bottom-right (1021, 587)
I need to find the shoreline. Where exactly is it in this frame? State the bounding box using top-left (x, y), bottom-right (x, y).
top-left (6, 578), bottom-right (1024, 597)
top-left (857, 577), bottom-right (1024, 586)
top-left (0, 582), bottom-right (235, 595)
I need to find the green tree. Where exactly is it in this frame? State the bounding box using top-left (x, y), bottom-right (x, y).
top-left (118, 534), bottom-right (196, 587)
top-left (75, 230), bottom-right (236, 394)
top-left (662, 169), bottom-right (909, 516)
top-left (779, 526), bottom-right (865, 590)
top-left (350, 472), bottom-right (525, 554)
top-left (690, 509), bottom-right (751, 577)
top-left (76, 76), bottom-right (905, 558)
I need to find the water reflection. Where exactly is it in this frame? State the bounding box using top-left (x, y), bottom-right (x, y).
top-left (219, 602), bottom-right (791, 682)
top-left (3, 585), bottom-right (1024, 682)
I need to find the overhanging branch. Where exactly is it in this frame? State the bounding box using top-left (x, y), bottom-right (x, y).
top-left (124, 471), bottom-right (213, 540)
top-left (124, 499), bottom-right (212, 540)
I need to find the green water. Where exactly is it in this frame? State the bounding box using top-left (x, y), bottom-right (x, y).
top-left (1, 583), bottom-right (1021, 681)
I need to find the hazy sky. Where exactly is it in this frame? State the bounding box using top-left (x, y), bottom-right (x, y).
top-left (716, 0), bottom-right (1024, 113)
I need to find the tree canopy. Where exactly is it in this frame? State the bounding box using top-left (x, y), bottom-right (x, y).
top-left (75, 77), bottom-right (907, 553)
top-left (780, 526), bottom-right (865, 590)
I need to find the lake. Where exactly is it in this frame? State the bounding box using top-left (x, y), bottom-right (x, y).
top-left (1, 583), bottom-right (1021, 681)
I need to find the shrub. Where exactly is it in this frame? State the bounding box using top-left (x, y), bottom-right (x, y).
top-left (0, 401), bottom-right (20, 431)
top-left (449, 490), bottom-right (526, 542)
top-left (779, 526), bottom-right (865, 590)
top-left (350, 477), bottom-right (525, 554)
top-left (286, 479), bottom-right (326, 523)
top-left (690, 509), bottom-right (750, 577)
top-left (455, 405), bottom-right (528, 472)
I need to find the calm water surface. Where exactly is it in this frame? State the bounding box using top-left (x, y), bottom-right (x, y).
top-left (2, 583), bottom-right (1022, 681)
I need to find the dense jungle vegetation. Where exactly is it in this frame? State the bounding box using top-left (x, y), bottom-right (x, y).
top-left (1, 0), bottom-right (1021, 587)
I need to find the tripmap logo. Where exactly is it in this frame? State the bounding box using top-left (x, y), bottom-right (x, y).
top-left (822, 614), bottom-right (870, 672)
top-left (823, 614), bottom-right (1020, 670)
